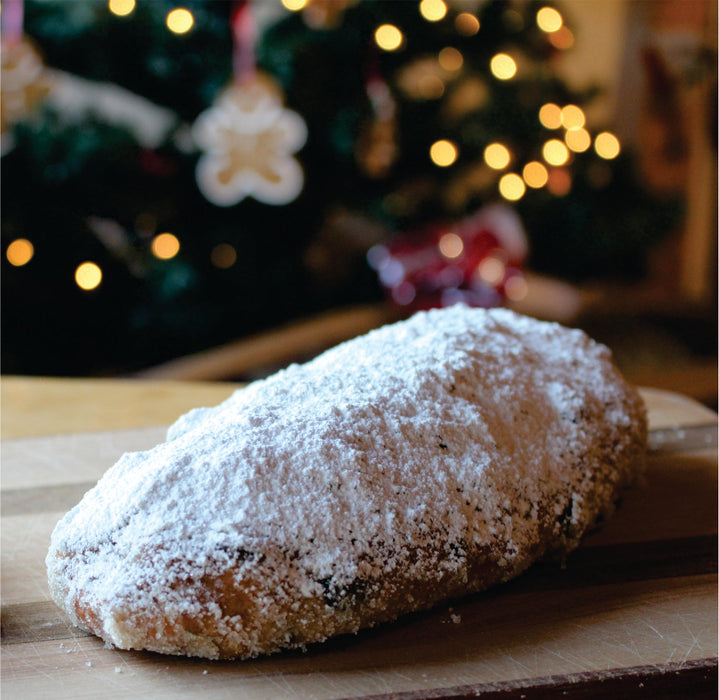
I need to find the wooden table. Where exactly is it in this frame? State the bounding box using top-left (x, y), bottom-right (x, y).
top-left (1, 376), bottom-right (717, 698)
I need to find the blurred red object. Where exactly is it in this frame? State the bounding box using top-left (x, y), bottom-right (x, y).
top-left (368, 204), bottom-right (528, 311)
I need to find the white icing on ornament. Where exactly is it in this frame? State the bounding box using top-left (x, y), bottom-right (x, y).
top-left (193, 76), bottom-right (307, 206)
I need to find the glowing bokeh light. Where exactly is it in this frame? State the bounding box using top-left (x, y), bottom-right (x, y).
top-left (430, 139), bottom-right (458, 166)
top-left (418, 74), bottom-right (445, 99)
top-left (561, 104), bottom-right (585, 130)
top-left (490, 53), bottom-right (517, 80)
top-left (484, 143), bottom-right (511, 170)
top-left (108, 0), bottom-right (135, 17)
top-left (210, 243), bottom-right (237, 269)
top-left (75, 262), bottom-right (102, 291)
top-left (477, 256), bottom-right (506, 286)
top-left (455, 12), bottom-right (480, 35)
top-left (6, 238), bottom-right (34, 266)
top-left (281, 0), bottom-right (307, 10)
top-left (438, 47), bottom-right (463, 72)
top-left (547, 167), bottom-right (572, 195)
top-left (438, 232), bottom-right (464, 259)
top-left (595, 131), bottom-right (621, 159)
top-left (539, 103), bottom-right (562, 129)
top-left (549, 26), bottom-right (574, 49)
top-left (542, 138), bottom-right (569, 166)
top-left (536, 7), bottom-right (563, 33)
top-left (419, 0), bottom-right (447, 22)
top-left (498, 173), bottom-right (525, 201)
top-left (522, 161), bottom-right (548, 188)
top-left (152, 232), bottom-right (181, 260)
top-left (166, 8), bottom-right (194, 34)
top-left (375, 24), bottom-right (403, 51)
top-left (565, 127), bottom-right (591, 153)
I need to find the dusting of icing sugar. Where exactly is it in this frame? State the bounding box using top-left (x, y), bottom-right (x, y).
top-left (47, 305), bottom-right (646, 658)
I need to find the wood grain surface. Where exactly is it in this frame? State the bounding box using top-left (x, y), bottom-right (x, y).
top-left (1, 380), bottom-right (717, 699)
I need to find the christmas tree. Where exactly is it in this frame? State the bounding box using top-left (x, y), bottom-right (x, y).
top-left (1, 0), bottom-right (678, 376)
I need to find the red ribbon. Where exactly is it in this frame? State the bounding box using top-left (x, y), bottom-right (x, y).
top-left (231, 0), bottom-right (256, 84)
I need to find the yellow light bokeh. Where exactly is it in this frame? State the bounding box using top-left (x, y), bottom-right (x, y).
top-left (539, 103), bottom-right (562, 129)
top-left (498, 173), bottom-right (525, 201)
top-left (542, 138), bottom-right (569, 166)
top-left (438, 232), bottom-right (463, 259)
top-left (438, 47), bottom-right (463, 72)
top-left (522, 161), bottom-right (548, 188)
top-left (166, 8), bottom-right (194, 34)
top-left (477, 256), bottom-right (506, 286)
top-left (75, 262), bottom-right (102, 291)
top-left (565, 127), bottom-right (591, 153)
top-left (108, 0), bottom-right (135, 17)
top-left (281, 0), bottom-right (307, 10)
top-left (419, 0), bottom-right (447, 22)
top-left (595, 131), bottom-right (621, 159)
top-left (152, 232), bottom-right (181, 260)
top-left (430, 139), bottom-right (458, 167)
top-left (6, 238), bottom-right (34, 266)
top-left (418, 74), bottom-right (445, 99)
top-left (375, 24), bottom-right (403, 51)
top-left (455, 12), bottom-right (480, 36)
top-left (561, 104), bottom-right (585, 130)
top-left (490, 53), bottom-right (517, 80)
top-left (548, 26), bottom-right (574, 50)
top-left (484, 142), bottom-right (510, 170)
top-left (210, 243), bottom-right (237, 269)
top-left (536, 6), bottom-right (563, 33)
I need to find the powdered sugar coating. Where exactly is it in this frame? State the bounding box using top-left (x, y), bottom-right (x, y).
top-left (47, 306), bottom-right (647, 659)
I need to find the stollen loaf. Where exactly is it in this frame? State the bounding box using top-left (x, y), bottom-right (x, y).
top-left (46, 306), bottom-right (647, 659)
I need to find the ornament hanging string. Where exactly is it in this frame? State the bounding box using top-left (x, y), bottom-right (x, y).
top-left (231, 0), bottom-right (256, 84)
top-left (2, 0), bottom-right (24, 45)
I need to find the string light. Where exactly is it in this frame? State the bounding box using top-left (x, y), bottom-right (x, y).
top-left (542, 139), bottom-right (569, 166)
top-left (6, 238), bottom-right (34, 266)
top-left (152, 232), bottom-right (180, 259)
top-left (210, 243), bottom-right (237, 269)
top-left (536, 7), bottom-right (563, 33)
top-left (375, 24), bottom-right (403, 51)
top-left (498, 173), bottom-right (525, 201)
top-left (281, 0), bottom-right (307, 10)
top-left (561, 104), bottom-right (585, 130)
top-left (438, 47), bottom-right (463, 72)
top-left (166, 8), bottom-right (194, 34)
top-left (455, 12), bottom-right (479, 36)
top-left (522, 161), bottom-right (548, 188)
top-left (75, 262), bottom-right (102, 291)
top-left (430, 139), bottom-right (458, 166)
top-left (594, 131), bottom-right (621, 159)
top-left (490, 53), bottom-right (517, 80)
top-left (484, 143), bottom-right (510, 170)
top-left (108, 0), bottom-right (135, 17)
top-left (419, 0), bottom-right (447, 22)
top-left (565, 127), bottom-right (591, 153)
top-left (539, 103), bottom-right (562, 129)
top-left (438, 232), bottom-right (463, 258)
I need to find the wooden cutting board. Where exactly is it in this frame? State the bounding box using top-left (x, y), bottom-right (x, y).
top-left (1, 387), bottom-right (717, 699)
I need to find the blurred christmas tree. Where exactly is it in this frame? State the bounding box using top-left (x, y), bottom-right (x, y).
top-left (1, 0), bottom-right (679, 376)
